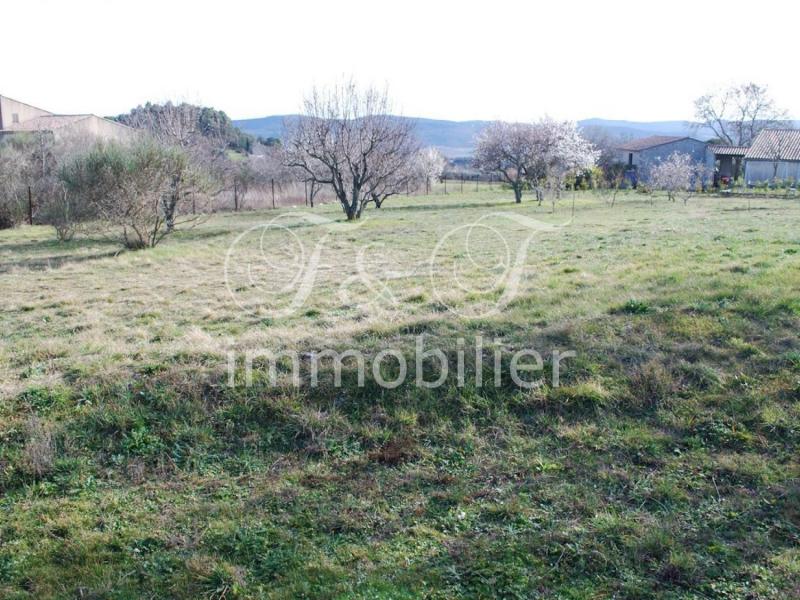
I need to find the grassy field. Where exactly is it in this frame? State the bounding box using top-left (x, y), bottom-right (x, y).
top-left (1, 190), bottom-right (799, 598)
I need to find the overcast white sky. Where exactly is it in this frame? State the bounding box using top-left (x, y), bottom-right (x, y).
top-left (2, 0), bottom-right (797, 122)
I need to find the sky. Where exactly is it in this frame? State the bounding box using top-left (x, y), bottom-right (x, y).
top-left (2, 0), bottom-right (798, 123)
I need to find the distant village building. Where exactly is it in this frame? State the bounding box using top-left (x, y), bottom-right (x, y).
top-left (620, 130), bottom-right (800, 187)
top-left (616, 136), bottom-right (709, 182)
top-left (743, 129), bottom-right (800, 183)
top-left (0, 94), bottom-right (134, 142)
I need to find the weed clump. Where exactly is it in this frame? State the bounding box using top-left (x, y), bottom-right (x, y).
top-left (613, 299), bottom-right (651, 315)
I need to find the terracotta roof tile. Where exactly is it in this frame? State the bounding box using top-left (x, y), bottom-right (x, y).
top-left (616, 136), bottom-right (693, 152)
top-left (745, 129), bottom-right (800, 162)
top-left (708, 145), bottom-right (748, 157)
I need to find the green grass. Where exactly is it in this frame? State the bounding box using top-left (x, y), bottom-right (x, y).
top-left (1, 190), bottom-right (799, 598)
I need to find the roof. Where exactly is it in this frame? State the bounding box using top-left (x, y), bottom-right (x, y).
top-left (708, 145), bottom-right (748, 157)
top-left (617, 135), bottom-right (700, 152)
top-left (0, 114), bottom-right (90, 133)
top-left (744, 129), bottom-right (800, 162)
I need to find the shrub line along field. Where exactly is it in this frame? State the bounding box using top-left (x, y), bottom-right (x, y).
top-left (1, 189), bottom-right (799, 598)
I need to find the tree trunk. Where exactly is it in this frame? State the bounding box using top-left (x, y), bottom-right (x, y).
top-left (513, 185), bottom-right (522, 204)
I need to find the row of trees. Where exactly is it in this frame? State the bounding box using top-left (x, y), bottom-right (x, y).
top-left (0, 86), bottom-right (451, 241)
top-left (1, 80), bottom-right (789, 244)
top-left (283, 82), bottom-right (601, 218)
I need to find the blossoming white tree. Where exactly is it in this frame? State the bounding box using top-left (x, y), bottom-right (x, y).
top-left (650, 152), bottom-right (707, 204)
top-left (473, 118), bottom-right (597, 205)
top-left (534, 118), bottom-right (599, 206)
top-left (472, 121), bottom-right (539, 203)
top-left (416, 147), bottom-right (447, 192)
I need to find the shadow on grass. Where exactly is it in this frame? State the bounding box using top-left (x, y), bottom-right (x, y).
top-left (0, 249), bottom-right (123, 272)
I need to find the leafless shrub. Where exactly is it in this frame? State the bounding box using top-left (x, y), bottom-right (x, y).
top-left (60, 139), bottom-right (218, 249)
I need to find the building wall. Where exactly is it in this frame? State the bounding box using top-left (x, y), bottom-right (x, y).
top-left (53, 115), bottom-right (136, 143)
top-left (636, 139), bottom-right (710, 180)
top-left (617, 150), bottom-right (638, 166)
top-left (745, 160), bottom-right (800, 183)
top-left (0, 96), bottom-right (52, 129)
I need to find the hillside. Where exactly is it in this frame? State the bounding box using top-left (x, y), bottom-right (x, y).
top-left (234, 115), bottom-right (715, 157)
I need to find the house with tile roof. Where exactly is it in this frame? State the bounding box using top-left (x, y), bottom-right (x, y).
top-left (0, 94), bottom-right (134, 142)
top-left (743, 129), bottom-right (800, 183)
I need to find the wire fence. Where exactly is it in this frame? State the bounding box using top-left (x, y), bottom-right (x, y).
top-left (212, 174), bottom-right (508, 213)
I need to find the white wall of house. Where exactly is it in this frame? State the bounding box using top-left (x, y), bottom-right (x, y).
top-left (0, 96), bottom-right (51, 129)
top-left (52, 115), bottom-right (135, 142)
top-left (745, 160), bottom-right (800, 183)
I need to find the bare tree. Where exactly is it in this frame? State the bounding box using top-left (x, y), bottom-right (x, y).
top-left (367, 157), bottom-right (419, 208)
top-left (284, 81), bottom-right (418, 220)
top-left (694, 83), bottom-right (788, 146)
top-left (757, 128), bottom-right (797, 182)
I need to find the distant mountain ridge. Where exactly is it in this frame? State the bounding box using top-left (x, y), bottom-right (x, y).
top-left (234, 115), bottom-right (716, 158)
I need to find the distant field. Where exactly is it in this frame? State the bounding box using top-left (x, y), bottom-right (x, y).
top-left (1, 191), bottom-right (799, 598)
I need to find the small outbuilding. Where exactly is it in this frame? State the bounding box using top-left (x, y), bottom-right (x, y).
top-left (708, 145), bottom-right (748, 184)
top-left (743, 129), bottom-right (800, 183)
top-left (616, 135), bottom-right (709, 182)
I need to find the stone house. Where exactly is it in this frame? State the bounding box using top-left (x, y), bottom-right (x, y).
top-left (0, 94), bottom-right (134, 142)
